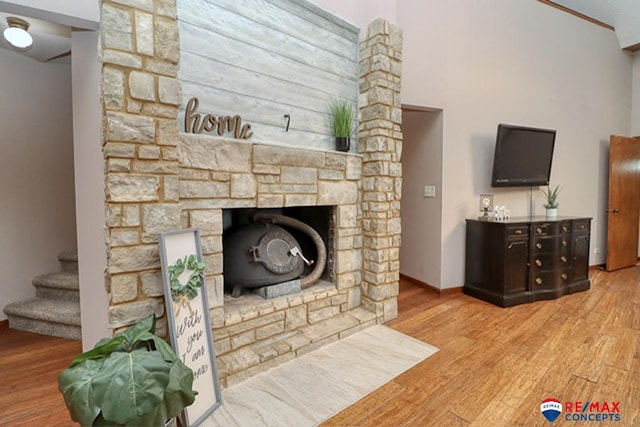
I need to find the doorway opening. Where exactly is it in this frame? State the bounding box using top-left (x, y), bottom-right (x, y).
top-left (399, 105), bottom-right (443, 292)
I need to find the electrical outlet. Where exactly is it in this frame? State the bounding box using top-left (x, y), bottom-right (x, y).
top-left (424, 185), bottom-right (436, 198)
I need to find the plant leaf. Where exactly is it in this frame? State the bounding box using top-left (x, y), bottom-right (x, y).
top-left (91, 349), bottom-right (170, 425)
top-left (329, 100), bottom-right (353, 137)
top-left (58, 359), bottom-right (104, 426)
top-left (149, 335), bottom-right (179, 363)
top-left (163, 360), bottom-right (197, 418)
top-left (68, 335), bottom-right (126, 368)
top-left (125, 401), bottom-right (169, 427)
top-left (121, 314), bottom-right (156, 340)
top-left (122, 360), bottom-right (196, 426)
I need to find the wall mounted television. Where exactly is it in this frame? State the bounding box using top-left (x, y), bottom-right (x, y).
top-left (490, 123), bottom-right (556, 187)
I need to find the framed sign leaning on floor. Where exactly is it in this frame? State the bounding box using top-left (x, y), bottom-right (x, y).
top-left (159, 228), bottom-right (222, 426)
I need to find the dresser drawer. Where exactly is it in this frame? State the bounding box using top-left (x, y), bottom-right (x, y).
top-left (531, 252), bottom-right (572, 270)
top-left (573, 220), bottom-right (590, 233)
top-left (531, 267), bottom-right (572, 290)
top-left (507, 225), bottom-right (529, 238)
top-left (532, 223), bottom-right (555, 236)
top-left (532, 236), bottom-right (571, 254)
top-left (559, 222), bottom-right (571, 234)
top-left (533, 222), bottom-right (571, 236)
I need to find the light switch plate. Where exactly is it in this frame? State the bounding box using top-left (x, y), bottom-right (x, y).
top-left (424, 185), bottom-right (436, 198)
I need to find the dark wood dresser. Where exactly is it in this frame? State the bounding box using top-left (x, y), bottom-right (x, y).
top-left (464, 216), bottom-right (591, 307)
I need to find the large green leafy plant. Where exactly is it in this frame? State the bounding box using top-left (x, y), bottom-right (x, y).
top-left (58, 315), bottom-right (196, 426)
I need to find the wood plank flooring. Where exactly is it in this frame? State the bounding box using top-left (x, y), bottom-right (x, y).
top-left (0, 322), bottom-right (81, 426)
top-left (1, 266), bottom-right (638, 426)
top-left (323, 266), bottom-right (640, 426)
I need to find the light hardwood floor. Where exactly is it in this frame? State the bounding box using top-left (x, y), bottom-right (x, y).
top-left (0, 321), bottom-right (81, 426)
top-left (1, 266), bottom-right (638, 426)
top-left (323, 266), bottom-right (640, 426)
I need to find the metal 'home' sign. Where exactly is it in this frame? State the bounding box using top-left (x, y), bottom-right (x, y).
top-left (184, 97), bottom-right (253, 140)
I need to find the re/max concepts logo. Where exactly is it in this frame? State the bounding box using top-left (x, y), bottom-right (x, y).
top-left (540, 398), bottom-right (621, 423)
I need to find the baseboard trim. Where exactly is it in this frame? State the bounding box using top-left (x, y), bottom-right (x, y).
top-left (400, 273), bottom-right (463, 295)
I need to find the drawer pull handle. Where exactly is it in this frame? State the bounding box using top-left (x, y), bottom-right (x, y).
top-left (561, 273), bottom-right (568, 280)
top-left (562, 240), bottom-right (568, 247)
top-left (535, 259), bottom-right (542, 267)
top-left (579, 225), bottom-right (585, 229)
top-left (562, 226), bottom-right (568, 232)
top-left (561, 256), bottom-right (567, 263)
top-left (515, 229), bottom-right (522, 234)
top-left (536, 228), bottom-right (543, 234)
top-left (536, 243), bottom-right (542, 249)
top-left (535, 278), bottom-right (543, 285)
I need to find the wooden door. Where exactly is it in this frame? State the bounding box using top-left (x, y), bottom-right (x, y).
top-left (606, 135), bottom-right (640, 271)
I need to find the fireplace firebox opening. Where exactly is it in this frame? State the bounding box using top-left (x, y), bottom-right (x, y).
top-left (222, 206), bottom-right (335, 298)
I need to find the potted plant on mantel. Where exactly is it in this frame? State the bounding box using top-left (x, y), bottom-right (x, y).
top-left (329, 99), bottom-right (354, 152)
top-left (58, 315), bottom-right (196, 427)
top-left (542, 185), bottom-right (561, 218)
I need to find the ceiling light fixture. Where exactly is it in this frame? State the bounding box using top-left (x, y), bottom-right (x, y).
top-left (4, 17), bottom-right (33, 49)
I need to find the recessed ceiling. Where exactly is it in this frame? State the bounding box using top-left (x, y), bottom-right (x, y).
top-left (0, 12), bottom-right (70, 62)
top-left (548, 0), bottom-right (640, 49)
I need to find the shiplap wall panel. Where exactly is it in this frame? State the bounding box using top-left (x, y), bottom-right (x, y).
top-left (180, 50), bottom-right (343, 117)
top-left (212, 0), bottom-right (356, 58)
top-left (179, 26), bottom-right (356, 100)
top-left (177, 0), bottom-right (359, 151)
top-left (182, 79), bottom-right (330, 134)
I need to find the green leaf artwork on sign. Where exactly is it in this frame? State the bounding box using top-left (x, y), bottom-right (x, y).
top-left (168, 254), bottom-right (206, 316)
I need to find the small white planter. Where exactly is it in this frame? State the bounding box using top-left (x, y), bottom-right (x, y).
top-left (546, 208), bottom-right (558, 218)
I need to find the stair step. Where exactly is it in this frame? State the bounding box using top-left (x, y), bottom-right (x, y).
top-left (3, 298), bottom-right (81, 341)
top-left (33, 272), bottom-right (79, 302)
top-left (33, 271), bottom-right (79, 290)
top-left (58, 248), bottom-right (78, 273)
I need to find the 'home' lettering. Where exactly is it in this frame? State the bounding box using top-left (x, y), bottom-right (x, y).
top-left (185, 97), bottom-right (253, 139)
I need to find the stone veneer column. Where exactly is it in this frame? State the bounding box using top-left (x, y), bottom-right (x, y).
top-left (101, 0), bottom-right (183, 332)
top-left (359, 19), bottom-right (403, 322)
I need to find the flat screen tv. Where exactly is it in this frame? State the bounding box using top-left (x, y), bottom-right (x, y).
top-left (490, 123), bottom-right (556, 187)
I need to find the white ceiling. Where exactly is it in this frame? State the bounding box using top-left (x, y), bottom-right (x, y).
top-left (0, 11), bottom-right (70, 62)
top-left (0, 1), bottom-right (638, 64)
top-left (552, 0), bottom-right (640, 49)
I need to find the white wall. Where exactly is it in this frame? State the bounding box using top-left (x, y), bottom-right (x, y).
top-left (400, 110), bottom-right (443, 287)
top-left (0, 0), bottom-right (99, 29)
top-left (633, 52), bottom-right (640, 135)
top-left (632, 51), bottom-right (640, 258)
top-left (311, 0), bottom-right (396, 28)
top-left (0, 1), bottom-right (105, 344)
top-left (311, 0), bottom-right (634, 289)
top-left (72, 30), bottom-right (109, 349)
top-left (0, 48), bottom-right (77, 320)
top-left (398, 0), bottom-right (632, 288)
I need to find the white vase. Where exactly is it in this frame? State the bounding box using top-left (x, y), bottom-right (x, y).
top-left (546, 208), bottom-right (558, 218)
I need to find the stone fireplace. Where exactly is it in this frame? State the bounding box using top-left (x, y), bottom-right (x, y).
top-left (101, 0), bottom-right (403, 389)
top-left (179, 138), bottom-right (371, 386)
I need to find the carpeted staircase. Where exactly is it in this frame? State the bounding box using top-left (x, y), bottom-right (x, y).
top-left (3, 249), bottom-right (81, 340)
